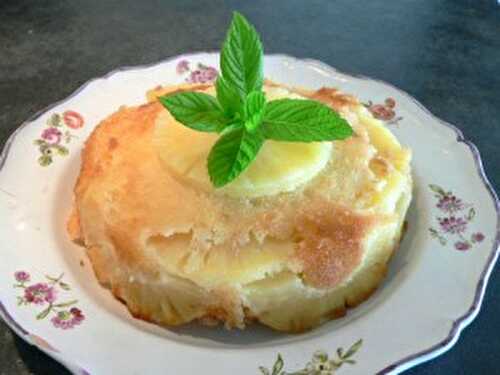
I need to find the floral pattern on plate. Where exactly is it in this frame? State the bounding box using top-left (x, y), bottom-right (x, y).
top-left (176, 59), bottom-right (218, 84)
top-left (363, 97), bottom-right (403, 125)
top-left (259, 339), bottom-right (362, 375)
top-left (428, 184), bottom-right (485, 251)
top-left (34, 110), bottom-right (84, 166)
top-left (13, 271), bottom-right (85, 329)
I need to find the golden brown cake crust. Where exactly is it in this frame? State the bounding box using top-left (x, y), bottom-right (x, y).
top-left (69, 82), bottom-right (412, 331)
top-left (295, 203), bottom-right (379, 288)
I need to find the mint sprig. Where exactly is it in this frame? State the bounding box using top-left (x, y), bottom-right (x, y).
top-left (159, 11), bottom-right (353, 188)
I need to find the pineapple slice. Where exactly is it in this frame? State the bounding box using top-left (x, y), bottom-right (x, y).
top-left (153, 87), bottom-right (333, 198)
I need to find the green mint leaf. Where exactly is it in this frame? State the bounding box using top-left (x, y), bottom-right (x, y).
top-left (219, 12), bottom-right (263, 107)
top-left (159, 92), bottom-right (228, 132)
top-left (262, 99), bottom-right (353, 142)
top-left (243, 91), bottom-right (266, 132)
top-left (216, 76), bottom-right (243, 117)
top-left (207, 125), bottom-right (263, 187)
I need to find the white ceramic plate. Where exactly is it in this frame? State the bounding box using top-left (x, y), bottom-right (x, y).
top-left (0, 53), bottom-right (498, 375)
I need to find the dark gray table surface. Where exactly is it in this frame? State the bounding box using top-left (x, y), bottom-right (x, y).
top-left (1, 0), bottom-right (499, 374)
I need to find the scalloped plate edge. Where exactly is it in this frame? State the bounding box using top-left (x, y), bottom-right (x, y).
top-left (0, 52), bottom-right (498, 375)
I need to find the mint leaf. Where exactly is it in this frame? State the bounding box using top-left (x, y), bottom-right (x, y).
top-left (207, 126), bottom-right (263, 187)
top-left (220, 11), bottom-right (263, 107)
top-left (159, 92), bottom-right (228, 132)
top-left (216, 76), bottom-right (242, 117)
top-left (243, 91), bottom-right (266, 132)
top-left (262, 99), bottom-right (353, 141)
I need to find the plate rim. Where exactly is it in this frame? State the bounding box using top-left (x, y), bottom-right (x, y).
top-left (0, 52), bottom-right (498, 375)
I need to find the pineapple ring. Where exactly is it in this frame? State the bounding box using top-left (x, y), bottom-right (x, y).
top-left (153, 87), bottom-right (333, 198)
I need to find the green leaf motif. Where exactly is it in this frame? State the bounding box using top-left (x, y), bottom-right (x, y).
top-left (53, 300), bottom-right (78, 308)
top-left (343, 339), bottom-right (363, 359)
top-left (55, 145), bottom-right (69, 156)
top-left (46, 275), bottom-right (60, 283)
top-left (272, 354), bottom-right (284, 375)
top-left (467, 207), bottom-right (475, 221)
top-left (159, 92), bottom-right (228, 132)
top-left (243, 91), bottom-right (266, 132)
top-left (59, 282), bottom-right (71, 291)
top-left (207, 126), bottom-right (263, 187)
top-left (429, 227), bottom-right (447, 246)
top-left (262, 99), bottom-right (353, 142)
top-left (220, 11), bottom-right (263, 105)
top-left (48, 113), bottom-right (61, 127)
top-left (38, 155), bottom-right (52, 166)
top-left (313, 350), bottom-right (329, 363)
top-left (429, 184), bottom-right (446, 197)
top-left (36, 306), bottom-right (52, 320)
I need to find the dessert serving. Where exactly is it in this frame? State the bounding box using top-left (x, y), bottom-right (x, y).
top-left (67, 13), bottom-right (412, 332)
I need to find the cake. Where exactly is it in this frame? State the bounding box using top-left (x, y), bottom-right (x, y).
top-left (67, 81), bottom-right (412, 332)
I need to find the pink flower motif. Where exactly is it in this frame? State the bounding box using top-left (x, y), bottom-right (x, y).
top-left (429, 184), bottom-right (482, 250)
top-left (455, 241), bottom-right (471, 251)
top-left (472, 232), bottom-right (485, 243)
top-left (70, 307), bottom-right (85, 321)
top-left (200, 66), bottom-right (218, 82)
top-left (187, 70), bottom-right (202, 83)
top-left (368, 104), bottom-right (395, 121)
top-left (63, 111), bottom-right (84, 129)
top-left (436, 194), bottom-right (464, 213)
top-left (176, 60), bottom-right (190, 74)
top-left (24, 283), bottom-right (57, 305)
top-left (14, 271), bottom-right (30, 283)
top-left (41, 127), bottom-right (62, 144)
top-left (187, 66), bottom-right (218, 84)
top-left (438, 216), bottom-right (467, 234)
top-left (51, 308), bottom-right (85, 329)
